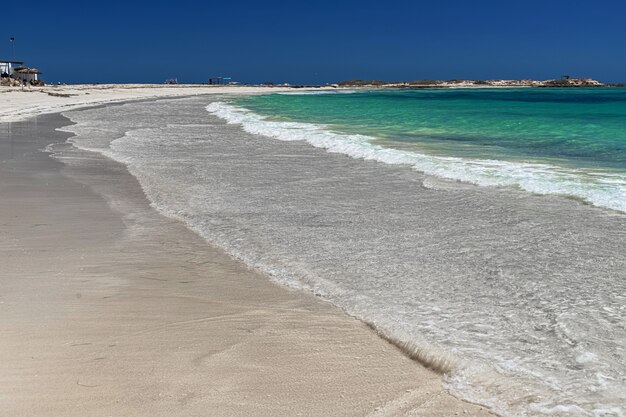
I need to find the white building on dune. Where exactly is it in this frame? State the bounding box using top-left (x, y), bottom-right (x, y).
top-left (0, 60), bottom-right (24, 77)
top-left (1, 59), bottom-right (44, 84)
top-left (13, 67), bottom-right (43, 83)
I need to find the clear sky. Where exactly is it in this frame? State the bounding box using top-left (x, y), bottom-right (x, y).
top-left (3, 0), bottom-right (626, 84)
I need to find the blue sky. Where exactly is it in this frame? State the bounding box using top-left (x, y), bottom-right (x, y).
top-left (3, 0), bottom-right (626, 84)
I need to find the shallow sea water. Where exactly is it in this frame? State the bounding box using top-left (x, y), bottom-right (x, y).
top-left (231, 89), bottom-right (626, 214)
top-left (58, 96), bottom-right (626, 417)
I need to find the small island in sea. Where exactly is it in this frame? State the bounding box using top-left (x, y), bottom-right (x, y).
top-left (336, 77), bottom-right (608, 88)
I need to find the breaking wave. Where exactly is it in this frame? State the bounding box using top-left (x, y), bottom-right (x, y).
top-left (207, 101), bottom-right (626, 214)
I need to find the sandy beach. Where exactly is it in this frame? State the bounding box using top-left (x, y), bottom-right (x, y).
top-left (0, 88), bottom-right (495, 416)
top-left (0, 84), bottom-right (323, 124)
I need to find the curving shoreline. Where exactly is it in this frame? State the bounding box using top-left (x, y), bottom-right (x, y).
top-left (0, 84), bottom-right (333, 124)
top-left (59, 93), bottom-right (626, 416)
top-left (0, 98), bottom-right (495, 415)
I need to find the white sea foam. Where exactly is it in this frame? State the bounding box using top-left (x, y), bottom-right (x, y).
top-left (206, 101), bottom-right (626, 214)
top-left (59, 97), bottom-right (626, 417)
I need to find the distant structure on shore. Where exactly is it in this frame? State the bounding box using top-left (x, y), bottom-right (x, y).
top-left (13, 67), bottom-right (43, 83)
top-left (1, 58), bottom-right (44, 86)
top-left (0, 59), bottom-right (23, 77)
top-left (208, 77), bottom-right (235, 85)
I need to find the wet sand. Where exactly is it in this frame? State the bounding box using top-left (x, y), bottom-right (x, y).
top-left (0, 113), bottom-right (494, 416)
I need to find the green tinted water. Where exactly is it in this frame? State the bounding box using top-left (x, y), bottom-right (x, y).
top-left (234, 88), bottom-right (626, 171)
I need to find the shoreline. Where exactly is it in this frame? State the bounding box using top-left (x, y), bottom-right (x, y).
top-left (60, 93), bottom-right (626, 416)
top-left (0, 107), bottom-right (495, 414)
top-left (0, 84), bottom-right (333, 124)
top-left (4, 82), bottom-right (624, 125)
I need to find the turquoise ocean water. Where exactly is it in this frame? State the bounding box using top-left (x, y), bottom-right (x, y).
top-left (227, 88), bottom-right (626, 213)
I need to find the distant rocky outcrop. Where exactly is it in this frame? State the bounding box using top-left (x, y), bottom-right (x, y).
top-left (542, 78), bottom-right (603, 87)
top-left (0, 77), bottom-right (45, 87)
top-left (337, 78), bottom-right (606, 88)
top-left (0, 77), bottom-right (23, 87)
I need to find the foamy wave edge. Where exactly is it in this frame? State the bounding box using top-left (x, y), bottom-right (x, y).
top-left (55, 110), bottom-right (466, 376)
top-left (207, 101), bottom-right (626, 214)
top-left (56, 106), bottom-right (623, 417)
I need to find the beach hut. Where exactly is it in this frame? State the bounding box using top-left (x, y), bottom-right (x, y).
top-left (13, 67), bottom-right (43, 83)
top-left (0, 60), bottom-right (24, 77)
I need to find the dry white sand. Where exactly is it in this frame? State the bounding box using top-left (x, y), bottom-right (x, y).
top-left (0, 84), bottom-right (316, 123)
top-left (0, 90), bottom-right (496, 416)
